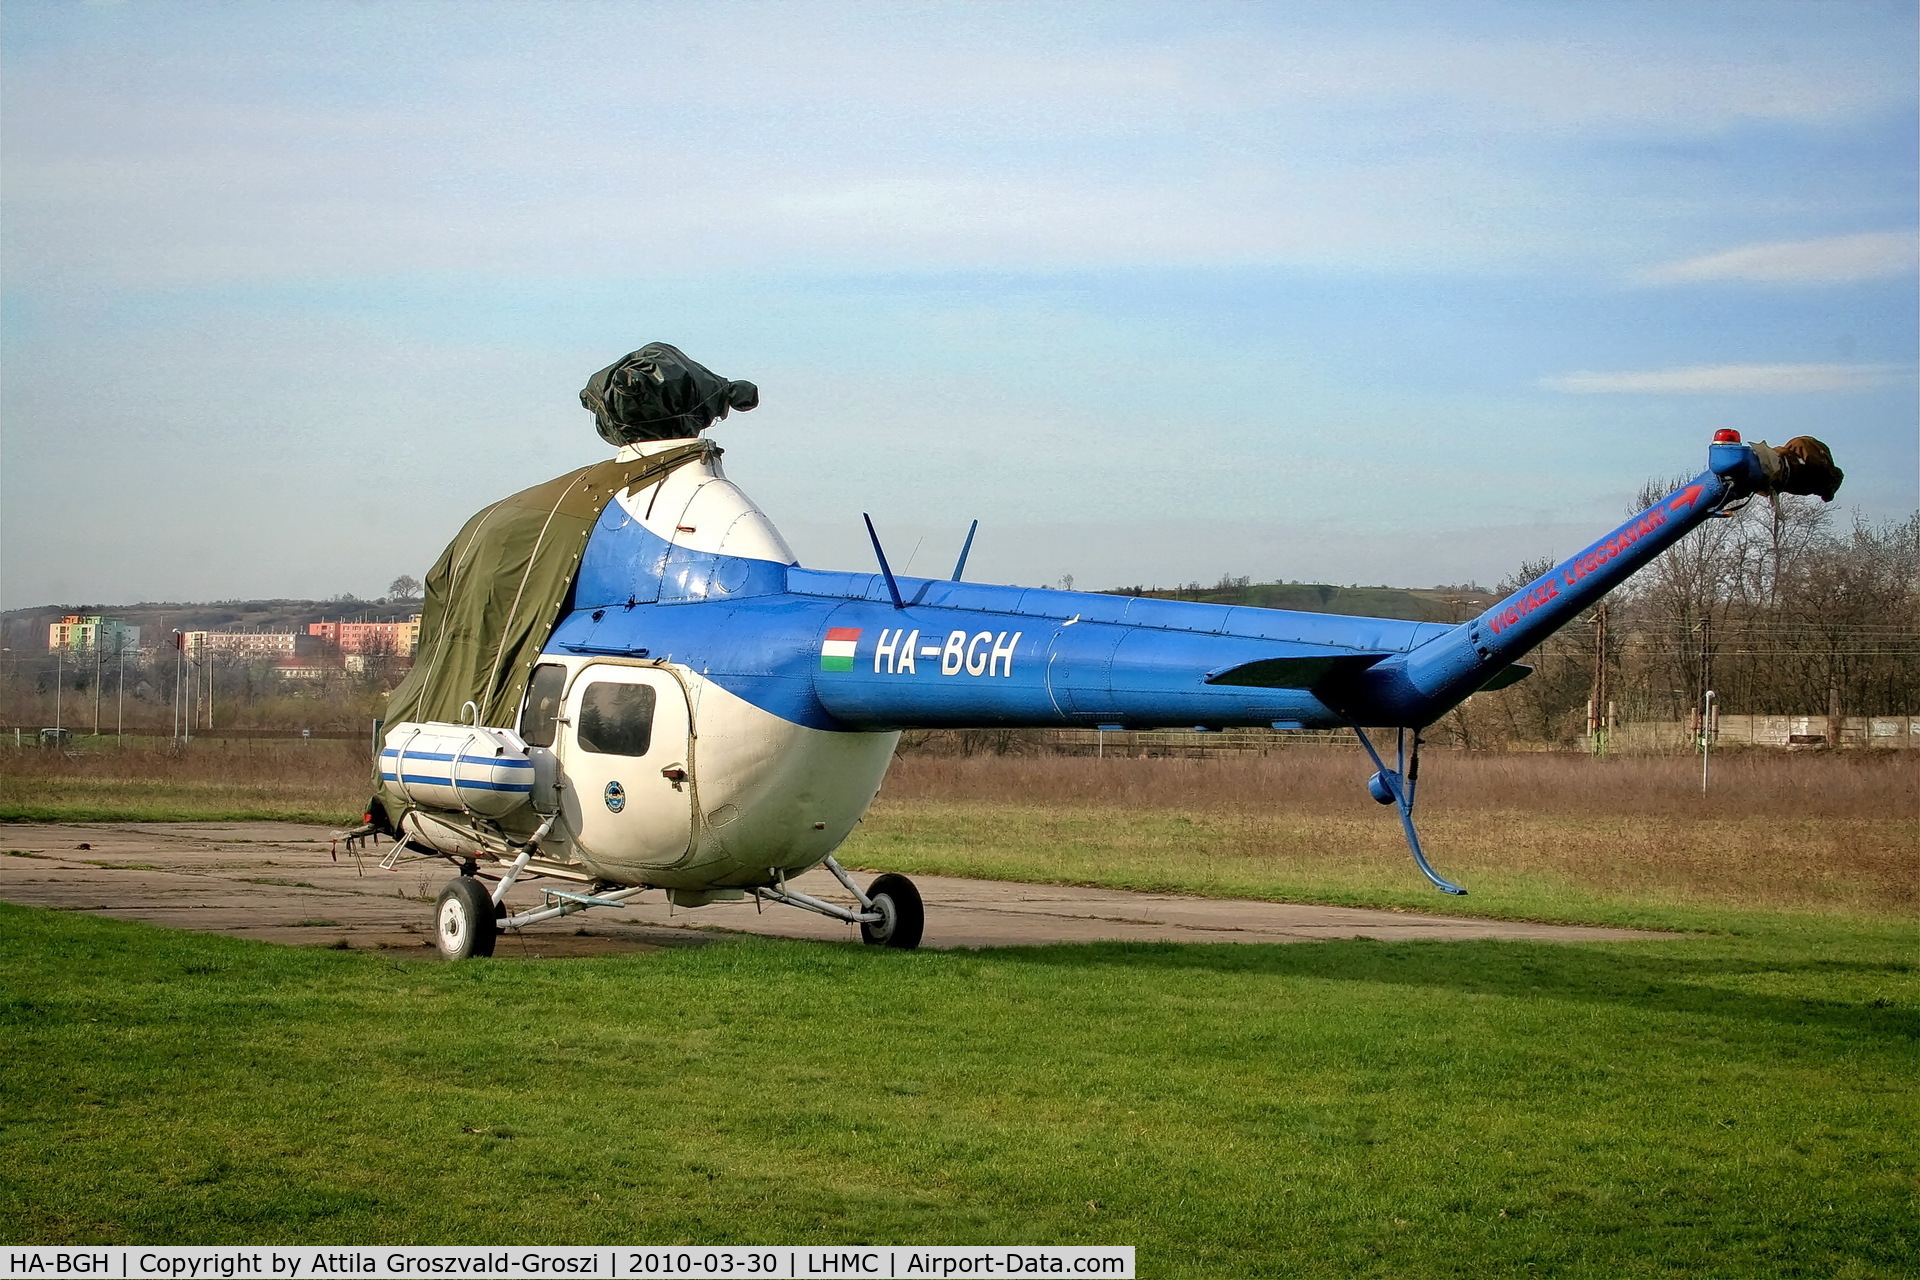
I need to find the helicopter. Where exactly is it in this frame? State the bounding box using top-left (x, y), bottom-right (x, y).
top-left (358, 344), bottom-right (1842, 958)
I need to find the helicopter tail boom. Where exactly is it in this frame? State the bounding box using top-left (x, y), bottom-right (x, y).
top-left (1328, 438), bottom-right (1775, 725)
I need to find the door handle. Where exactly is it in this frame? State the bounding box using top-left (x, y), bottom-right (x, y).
top-left (661, 764), bottom-right (688, 789)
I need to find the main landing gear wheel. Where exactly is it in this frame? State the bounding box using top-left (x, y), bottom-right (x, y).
top-left (860, 873), bottom-right (924, 950)
top-left (435, 875), bottom-right (499, 960)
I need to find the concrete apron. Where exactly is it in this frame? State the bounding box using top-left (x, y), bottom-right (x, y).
top-left (0, 821), bottom-right (1669, 957)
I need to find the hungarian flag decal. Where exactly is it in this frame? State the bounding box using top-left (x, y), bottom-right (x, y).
top-left (819, 627), bottom-right (861, 672)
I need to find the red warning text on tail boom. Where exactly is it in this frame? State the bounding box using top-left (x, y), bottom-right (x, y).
top-left (1486, 495), bottom-right (1681, 639)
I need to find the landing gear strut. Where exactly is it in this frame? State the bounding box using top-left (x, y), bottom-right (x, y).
top-left (421, 849), bottom-right (926, 957)
top-left (749, 857), bottom-right (926, 950)
top-left (1349, 722), bottom-right (1468, 896)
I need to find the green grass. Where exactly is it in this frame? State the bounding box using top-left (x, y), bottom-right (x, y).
top-left (5, 750), bottom-right (1917, 1270)
top-left (3, 904), bottom-right (1915, 1275)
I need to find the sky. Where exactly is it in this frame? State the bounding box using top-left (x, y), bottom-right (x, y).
top-left (2, 0), bottom-right (1915, 609)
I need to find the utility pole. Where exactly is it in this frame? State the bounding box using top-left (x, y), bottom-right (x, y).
top-left (1699, 616), bottom-right (1713, 738)
top-left (171, 630), bottom-right (182, 747)
top-left (1589, 602), bottom-right (1609, 754)
top-left (1702, 690), bottom-right (1716, 794)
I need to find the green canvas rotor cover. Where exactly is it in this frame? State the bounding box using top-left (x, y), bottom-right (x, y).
top-left (382, 439), bottom-right (715, 740)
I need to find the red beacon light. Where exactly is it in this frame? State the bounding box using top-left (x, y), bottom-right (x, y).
top-left (1712, 428), bottom-right (1742, 444)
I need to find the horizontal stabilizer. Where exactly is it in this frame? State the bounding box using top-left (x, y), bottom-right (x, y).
top-left (1478, 663), bottom-right (1532, 691)
top-left (1205, 653), bottom-right (1389, 690)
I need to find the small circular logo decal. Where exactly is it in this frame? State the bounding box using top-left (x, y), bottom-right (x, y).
top-left (603, 780), bottom-right (626, 813)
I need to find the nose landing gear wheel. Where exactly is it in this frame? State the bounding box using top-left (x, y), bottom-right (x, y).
top-left (435, 875), bottom-right (499, 959)
top-left (860, 873), bottom-right (924, 950)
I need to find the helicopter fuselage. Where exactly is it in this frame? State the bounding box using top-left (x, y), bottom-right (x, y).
top-left (382, 434), bottom-right (1772, 924)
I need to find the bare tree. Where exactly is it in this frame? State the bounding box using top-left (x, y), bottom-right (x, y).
top-left (388, 574), bottom-right (423, 602)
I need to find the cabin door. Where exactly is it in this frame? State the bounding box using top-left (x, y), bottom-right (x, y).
top-left (558, 664), bottom-right (695, 870)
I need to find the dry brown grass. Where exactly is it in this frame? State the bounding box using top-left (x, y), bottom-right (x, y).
top-left (0, 738), bottom-right (370, 822)
top-left (854, 749), bottom-right (1920, 920)
top-left (880, 746), bottom-right (1920, 819)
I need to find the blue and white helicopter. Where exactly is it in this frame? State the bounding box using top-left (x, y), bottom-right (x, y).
top-left (363, 346), bottom-right (1841, 958)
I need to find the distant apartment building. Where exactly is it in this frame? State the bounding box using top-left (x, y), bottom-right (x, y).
top-left (308, 616), bottom-right (422, 657)
top-left (180, 630), bottom-right (310, 658)
top-left (272, 654), bottom-right (403, 681)
top-left (48, 615), bottom-right (140, 655)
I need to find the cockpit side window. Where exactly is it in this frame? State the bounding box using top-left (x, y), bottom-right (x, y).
top-left (520, 663), bottom-right (568, 747)
top-left (577, 682), bottom-right (656, 757)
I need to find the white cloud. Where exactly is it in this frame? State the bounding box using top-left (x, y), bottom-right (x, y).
top-left (1543, 363), bottom-right (1911, 394)
top-left (4, 3), bottom-right (1915, 288)
top-left (1639, 232), bottom-right (1919, 285)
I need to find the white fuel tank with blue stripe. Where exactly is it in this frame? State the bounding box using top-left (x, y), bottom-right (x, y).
top-left (379, 721), bottom-right (536, 819)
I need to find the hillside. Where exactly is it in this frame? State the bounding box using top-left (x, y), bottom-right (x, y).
top-left (0, 579), bottom-right (1497, 656)
top-left (3, 580), bottom-right (1496, 654)
top-left (1, 598), bottom-right (423, 653)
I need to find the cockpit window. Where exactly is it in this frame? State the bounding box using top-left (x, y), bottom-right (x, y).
top-left (520, 663), bottom-right (568, 747)
top-left (577, 681), bottom-right (656, 757)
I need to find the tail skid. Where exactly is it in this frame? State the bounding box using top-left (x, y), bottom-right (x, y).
top-left (1350, 722), bottom-right (1467, 895)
